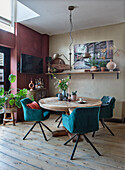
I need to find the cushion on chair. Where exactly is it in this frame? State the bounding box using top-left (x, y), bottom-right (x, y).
top-left (27, 101), bottom-right (41, 109)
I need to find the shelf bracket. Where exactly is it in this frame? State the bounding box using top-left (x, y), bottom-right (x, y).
top-left (117, 72), bottom-right (119, 79)
top-left (51, 75), bottom-right (53, 79)
top-left (91, 73), bottom-right (94, 79)
top-left (69, 74), bottom-right (71, 79)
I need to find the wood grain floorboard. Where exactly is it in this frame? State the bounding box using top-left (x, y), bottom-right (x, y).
top-left (0, 114), bottom-right (125, 170)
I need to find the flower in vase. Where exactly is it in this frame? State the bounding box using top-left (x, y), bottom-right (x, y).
top-left (52, 74), bottom-right (70, 91)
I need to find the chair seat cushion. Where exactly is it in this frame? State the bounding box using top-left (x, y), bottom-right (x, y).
top-left (27, 101), bottom-right (41, 109)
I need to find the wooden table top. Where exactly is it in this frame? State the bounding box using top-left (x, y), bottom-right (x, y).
top-left (39, 97), bottom-right (102, 112)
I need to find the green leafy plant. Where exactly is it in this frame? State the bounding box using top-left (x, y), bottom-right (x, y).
top-left (72, 91), bottom-right (77, 95)
top-left (0, 74), bottom-right (28, 110)
top-left (89, 58), bottom-right (98, 66)
top-left (52, 73), bottom-right (70, 91)
top-left (99, 61), bottom-right (107, 67)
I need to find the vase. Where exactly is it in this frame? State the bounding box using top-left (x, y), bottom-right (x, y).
top-left (91, 66), bottom-right (97, 72)
top-left (62, 90), bottom-right (67, 101)
top-left (58, 93), bottom-right (63, 101)
top-left (106, 59), bottom-right (116, 72)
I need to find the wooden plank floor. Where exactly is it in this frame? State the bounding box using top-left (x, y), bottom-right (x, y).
top-left (0, 114), bottom-right (125, 170)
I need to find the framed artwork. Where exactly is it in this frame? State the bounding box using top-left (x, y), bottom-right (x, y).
top-left (74, 40), bottom-right (113, 69)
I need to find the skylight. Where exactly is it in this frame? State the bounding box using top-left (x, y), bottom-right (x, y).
top-left (0, 0), bottom-right (39, 34)
top-left (16, 1), bottom-right (40, 22)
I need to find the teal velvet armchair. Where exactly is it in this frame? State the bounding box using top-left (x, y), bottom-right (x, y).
top-left (92, 96), bottom-right (116, 137)
top-left (62, 106), bottom-right (101, 160)
top-left (21, 98), bottom-right (52, 141)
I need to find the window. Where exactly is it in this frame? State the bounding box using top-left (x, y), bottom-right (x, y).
top-left (0, 53), bottom-right (4, 88)
top-left (0, 47), bottom-right (10, 114)
top-left (0, 46), bottom-right (10, 91)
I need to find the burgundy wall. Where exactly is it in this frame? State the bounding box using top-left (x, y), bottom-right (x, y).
top-left (1, 23), bottom-right (49, 121)
top-left (0, 29), bottom-right (15, 48)
top-left (15, 23), bottom-right (49, 90)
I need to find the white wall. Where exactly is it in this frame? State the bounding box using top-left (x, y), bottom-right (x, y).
top-left (49, 23), bottom-right (125, 119)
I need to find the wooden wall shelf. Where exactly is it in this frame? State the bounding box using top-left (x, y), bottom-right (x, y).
top-left (45, 71), bottom-right (120, 79)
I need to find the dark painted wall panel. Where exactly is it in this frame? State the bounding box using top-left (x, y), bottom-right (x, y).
top-left (0, 23), bottom-right (49, 121)
top-left (0, 29), bottom-right (15, 48)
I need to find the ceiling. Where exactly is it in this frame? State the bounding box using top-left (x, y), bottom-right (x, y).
top-left (18, 0), bottom-right (125, 36)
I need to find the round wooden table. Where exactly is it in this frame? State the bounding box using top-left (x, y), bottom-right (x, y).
top-left (39, 97), bottom-right (102, 141)
top-left (39, 97), bottom-right (102, 112)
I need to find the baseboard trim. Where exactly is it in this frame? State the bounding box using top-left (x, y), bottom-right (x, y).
top-left (104, 118), bottom-right (125, 123)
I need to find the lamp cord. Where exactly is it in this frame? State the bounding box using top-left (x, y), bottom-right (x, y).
top-left (69, 10), bottom-right (73, 70)
top-left (69, 10), bottom-right (73, 53)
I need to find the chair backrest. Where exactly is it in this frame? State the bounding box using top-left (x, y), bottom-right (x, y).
top-left (69, 107), bottom-right (100, 134)
top-left (100, 96), bottom-right (116, 118)
top-left (21, 98), bottom-right (42, 121)
top-left (101, 96), bottom-right (115, 105)
top-left (21, 98), bottom-right (33, 110)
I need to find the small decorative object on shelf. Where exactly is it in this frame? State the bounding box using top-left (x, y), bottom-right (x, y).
top-left (71, 91), bottom-right (77, 101)
top-left (29, 79), bottom-right (34, 91)
top-left (106, 59), bottom-right (117, 72)
top-left (99, 61), bottom-right (107, 72)
top-left (89, 57), bottom-right (98, 72)
top-left (35, 78), bottom-right (44, 89)
top-left (41, 78), bottom-right (44, 88)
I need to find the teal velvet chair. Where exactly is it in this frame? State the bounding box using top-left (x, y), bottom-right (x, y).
top-left (21, 98), bottom-right (52, 141)
top-left (92, 96), bottom-right (116, 137)
top-left (62, 106), bottom-right (101, 160)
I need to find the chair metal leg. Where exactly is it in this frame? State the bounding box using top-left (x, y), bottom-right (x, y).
top-left (23, 122), bottom-right (37, 140)
top-left (70, 134), bottom-right (80, 160)
top-left (92, 131), bottom-right (95, 137)
top-left (64, 134), bottom-right (77, 145)
top-left (100, 119), bottom-right (105, 128)
top-left (83, 134), bottom-right (101, 156)
top-left (39, 122), bottom-right (48, 141)
top-left (57, 117), bottom-right (62, 128)
top-left (55, 115), bottom-right (62, 122)
top-left (102, 120), bottom-right (114, 136)
top-left (41, 122), bottom-right (52, 132)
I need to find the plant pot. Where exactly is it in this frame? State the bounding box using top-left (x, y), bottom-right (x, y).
top-left (91, 66), bottom-right (97, 72)
top-left (101, 67), bottom-right (105, 72)
top-left (0, 112), bottom-right (4, 124)
top-left (71, 94), bottom-right (77, 101)
top-left (4, 98), bottom-right (16, 109)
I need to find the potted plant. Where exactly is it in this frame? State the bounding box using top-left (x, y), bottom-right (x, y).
top-left (71, 91), bottom-right (77, 101)
top-left (0, 74), bottom-right (28, 110)
top-left (99, 61), bottom-right (107, 71)
top-left (89, 57), bottom-right (98, 71)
